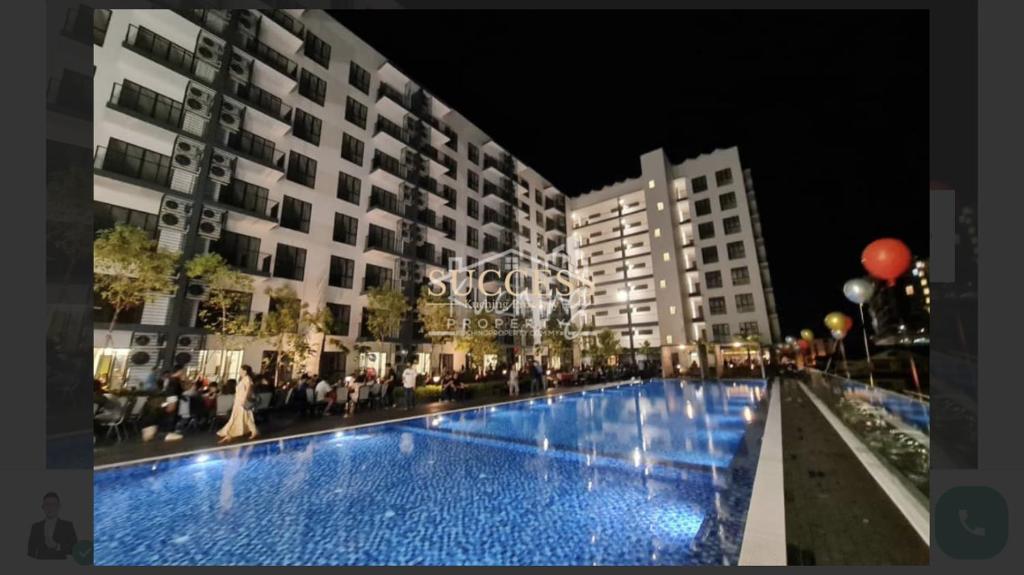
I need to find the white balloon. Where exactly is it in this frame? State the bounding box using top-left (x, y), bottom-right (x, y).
top-left (843, 278), bottom-right (876, 305)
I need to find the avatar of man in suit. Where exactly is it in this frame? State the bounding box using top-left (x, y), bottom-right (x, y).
top-left (27, 492), bottom-right (77, 559)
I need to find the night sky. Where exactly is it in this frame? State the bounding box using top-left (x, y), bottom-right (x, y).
top-left (333, 10), bottom-right (929, 342)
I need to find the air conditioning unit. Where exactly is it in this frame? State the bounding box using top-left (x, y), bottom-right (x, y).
top-left (236, 10), bottom-right (259, 37)
top-left (161, 196), bottom-right (192, 216)
top-left (228, 50), bottom-right (253, 84)
top-left (159, 196), bottom-right (193, 232)
top-left (129, 350), bottom-right (157, 367)
top-left (208, 149), bottom-right (236, 185)
top-left (173, 334), bottom-right (202, 368)
top-left (183, 82), bottom-right (215, 119)
top-left (172, 136), bottom-right (205, 174)
top-left (176, 334), bottom-right (199, 348)
top-left (194, 31), bottom-right (225, 69)
top-left (131, 332), bottom-right (165, 348)
top-left (218, 98), bottom-right (243, 130)
top-left (185, 281), bottom-right (208, 301)
top-left (197, 206), bottom-right (225, 240)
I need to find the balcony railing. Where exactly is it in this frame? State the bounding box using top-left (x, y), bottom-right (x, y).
top-left (368, 188), bottom-right (407, 218)
top-left (364, 234), bottom-right (403, 256)
top-left (213, 179), bottom-right (279, 221)
top-left (545, 197), bottom-right (566, 212)
top-left (173, 8), bottom-right (231, 36)
top-left (483, 211), bottom-right (514, 229)
top-left (123, 24), bottom-right (195, 78)
top-left (377, 82), bottom-right (409, 109)
top-left (108, 81), bottom-right (185, 133)
top-left (374, 116), bottom-right (411, 145)
top-left (258, 8), bottom-right (305, 40)
top-left (240, 35), bottom-right (298, 80)
top-left (94, 143), bottom-right (174, 190)
top-left (483, 154), bottom-right (515, 177)
top-left (217, 126), bottom-right (285, 171)
top-left (371, 151), bottom-right (411, 182)
top-left (210, 246), bottom-right (272, 276)
top-left (483, 181), bottom-right (515, 204)
top-left (232, 82), bottom-right (292, 125)
top-left (362, 277), bottom-right (396, 292)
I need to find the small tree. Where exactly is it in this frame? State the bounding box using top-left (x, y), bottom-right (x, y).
top-left (94, 224), bottom-right (179, 338)
top-left (542, 301), bottom-right (572, 369)
top-left (261, 285), bottom-right (306, 386)
top-left (591, 329), bottom-right (622, 368)
top-left (185, 253), bottom-right (255, 381)
top-left (638, 339), bottom-right (653, 369)
top-left (366, 286), bottom-right (409, 359)
top-left (456, 310), bottom-right (499, 376)
top-left (416, 285), bottom-right (453, 375)
top-left (301, 305), bottom-right (335, 376)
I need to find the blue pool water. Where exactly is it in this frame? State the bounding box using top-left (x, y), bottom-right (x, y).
top-left (842, 382), bottom-right (930, 434)
top-left (94, 379), bottom-right (768, 566)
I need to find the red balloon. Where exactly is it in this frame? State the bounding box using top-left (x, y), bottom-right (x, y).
top-left (797, 340), bottom-right (809, 351)
top-left (861, 238), bottom-right (912, 286)
top-left (844, 315), bottom-right (854, 332)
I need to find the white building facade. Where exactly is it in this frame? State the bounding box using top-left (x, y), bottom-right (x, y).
top-left (568, 148), bottom-right (780, 375)
top-left (92, 8), bottom-right (568, 387)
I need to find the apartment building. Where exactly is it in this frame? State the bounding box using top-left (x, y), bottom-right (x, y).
top-left (568, 148), bottom-right (780, 375)
top-left (91, 8), bottom-right (568, 387)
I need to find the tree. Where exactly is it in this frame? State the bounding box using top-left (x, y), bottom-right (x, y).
top-left (416, 285), bottom-right (453, 375)
top-left (591, 329), bottom-right (623, 368)
top-left (185, 253), bottom-right (256, 381)
top-left (366, 286), bottom-right (409, 357)
top-left (542, 301), bottom-right (572, 369)
top-left (301, 305), bottom-right (335, 376)
top-left (456, 310), bottom-right (499, 376)
top-left (261, 285), bottom-right (306, 386)
top-left (638, 339), bottom-right (653, 369)
top-left (94, 224), bottom-right (179, 337)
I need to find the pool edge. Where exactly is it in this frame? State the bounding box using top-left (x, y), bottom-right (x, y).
top-left (738, 378), bottom-right (788, 566)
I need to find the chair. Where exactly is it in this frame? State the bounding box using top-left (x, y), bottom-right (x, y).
top-left (177, 395), bottom-right (198, 431)
top-left (368, 382), bottom-right (381, 408)
top-left (125, 396), bottom-right (148, 435)
top-left (209, 394), bottom-right (234, 430)
top-left (97, 396), bottom-right (129, 441)
top-left (355, 384), bottom-right (371, 412)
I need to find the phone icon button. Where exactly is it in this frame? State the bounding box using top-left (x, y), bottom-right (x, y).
top-left (937, 486), bottom-right (1008, 559)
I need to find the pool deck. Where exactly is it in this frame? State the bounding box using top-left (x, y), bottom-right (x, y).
top-left (94, 379), bottom-right (642, 468)
top-left (780, 377), bottom-right (929, 565)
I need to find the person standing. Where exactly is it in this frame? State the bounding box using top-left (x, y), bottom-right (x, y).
top-left (217, 365), bottom-right (259, 444)
top-left (27, 492), bottom-right (77, 559)
top-left (402, 362), bottom-right (418, 410)
top-left (508, 366), bottom-right (519, 397)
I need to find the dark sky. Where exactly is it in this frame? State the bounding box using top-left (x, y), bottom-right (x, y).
top-left (333, 10), bottom-right (929, 345)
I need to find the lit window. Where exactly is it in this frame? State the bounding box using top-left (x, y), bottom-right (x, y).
top-left (657, 202), bottom-right (664, 211)
top-left (663, 252), bottom-right (670, 262)
top-left (660, 279), bottom-right (667, 289)
top-left (666, 334), bottom-right (673, 344)
top-left (648, 179), bottom-right (656, 189)
top-left (654, 228), bottom-right (661, 238)
top-left (669, 306), bottom-right (677, 315)
top-left (905, 285), bottom-right (915, 296)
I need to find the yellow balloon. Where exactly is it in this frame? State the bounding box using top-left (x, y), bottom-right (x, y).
top-left (824, 312), bottom-right (846, 332)
top-left (800, 329), bottom-right (814, 342)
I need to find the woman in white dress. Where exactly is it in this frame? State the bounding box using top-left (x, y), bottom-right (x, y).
top-left (217, 365), bottom-right (259, 443)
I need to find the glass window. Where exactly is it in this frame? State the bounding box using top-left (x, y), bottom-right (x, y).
top-left (692, 175), bottom-right (708, 193)
top-left (348, 62), bottom-right (370, 94)
top-left (286, 151), bottom-right (317, 188)
top-left (467, 226), bottom-right (479, 248)
top-left (735, 293), bottom-right (755, 313)
top-left (727, 240), bottom-right (745, 260)
top-left (326, 303), bottom-right (351, 336)
top-left (701, 246), bottom-right (719, 264)
top-left (303, 32), bottom-right (331, 69)
top-left (723, 215), bottom-right (742, 234)
top-left (94, 201), bottom-right (158, 238)
top-left (705, 270), bottom-right (723, 289)
top-left (719, 191), bottom-right (737, 211)
top-left (467, 170), bottom-right (479, 191)
top-left (697, 221), bottom-right (715, 239)
top-left (694, 198), bottom-right (712, 216)
top-left (298, 69), bottom-right (326, 106)
top-left (467, 142), bottom-right (479, 164)
top-left (739, 321), bottom-right (759, 335)
top-left (712, 323), bottom-right (730, 339)
top-left (337, 171), bottom-right (361, 205)
top-left (341, 133), bottom-right (365, 166)
top-left (280, 196), bottom-right (311, 233)
top-left (715, 168), bottom-right (733, 187)
top-left (467, 197), bottom-right (479, 219)
top-left (731, 266), bottom-right (751, 285)
top-left (344, 96), bottom-right (367, 129)
top-left (273, 243), bottom-right (306, 281)
top-left (292, 108), bottom-right (321, 145)
top-left (333, 213), bottom-right (358, 246)
top-left (329, 256), bottom-right (354, 289)
top-left (708, 297), bottom-right (727, 316)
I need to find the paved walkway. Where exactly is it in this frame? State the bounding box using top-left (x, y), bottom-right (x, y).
top-left (780, 377), bottom-right (929, 565)
top-left (94, 381), bottom-right (622, 468)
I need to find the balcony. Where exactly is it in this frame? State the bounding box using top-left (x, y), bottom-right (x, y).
top-left (237, 35), bottom-right (298, 90)
top-left (483, 237), bottom-right (514, 254)
top-left (209, 245), bottom-right (272, 277)
top-left (364, 233), bottom-right (403, 257)
top-left (362, 277), bottom-right (396, 293)
top-left (368, 188), bottom-right (409, 225)
top-left (231, 82), bottom-right (292, 128)
top-left (257, 9), bottom-right (305, 52)
top-left (370, 151), bottom-right (412, 188)
top-left (375, 82), bottom-right (412, 122)
top-left (173, 8), bottom-right (232, 37)
top-left (208, 179), bottom-right (280, 225)
top-left (483, 154), bottom-right (516, 179)
top-left (123, 24), bottom-right (196, 81)
top-left (107, 81), bottom-right (191, 137)
top-left (372, 116), bottom-right (411, 157)
top-left (545, 197), bottom-right (566, 214)
top-left (483, 210), bottom-right (515, 231)
top-left (418, 212), bottom-right (457, 240)
top-left (216, 125), bottom-right (285, 177)
top-left (94, 143), bottom-right (186, 198)
top-left (482, 180), bottom-right (516, 206)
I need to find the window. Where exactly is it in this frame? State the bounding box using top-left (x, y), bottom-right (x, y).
top-left (735, 293), bottom-right (756, 313)
top-left (303, 32), bottom-right (331, 69)
top-left (706, 270), bottom-right (723, 289)
top-left (273, 243), bottom-right (306, 281)
top-left (719, 192), bottom-right (737, 211)
top-left (344, 96), bottom-right (367, 129)
top-left (656, 202), bottom-right (664, 211)
top-left (662, 252), bottom-right (671, 262)
top-left (739, 321), bottom-right (760, 336)
top-left (731, 266), bottom-right (750, 285)
top-left (467, 170), bottom-right (479, 191)
top-left (286, 151), bottom-right (317, 188)
top-left (467, 226), bottom-right (479, 248)
top-left (712, 323), bottom-right (730, 340)
top-left (94, 201), bottom-right (158, 238)
top-left (692, 175), bottom-right (708, 193)
top-left (715, 168), bottom-right (733, 187)
top-left (723, 215), bottom-right (742, 234)
top-left (697, 222), bottom-right (715, 240)
top-left (292, 108), bottom-right (322, 145)
top-left (467, 197), bottom-right (479, 219)
top-left (326, 303), bottom-right (351, 336)
top-left (727, 240), bottom-right (746, 260)
top-left (694, 198), bottom-right (712, 217)
top-left (337, 171), bottom-right (361, 205)
top-left (708, 297), bottom-right (727, 316)
top-left (280, 196), bottom-right (311, 233)
top-left (329, 256), bottom-right (355, 289)
top-left (669, 306), bottom-right (677, 315)
top-left (659, 279), bottom-right (667, 289)
top-left (534, 190), bottom-right (543, 205)
top-left (701, 246), bottom-right (719, 264)
top-left (348, 62), bottom-right (370, 94)
top-left (333, 213), bottom-right (358, 246)
top-left (536, 210), bottom-right (544, 224)
top-left (341, 133), bottom-right (365, 166)
top-left (93, 8), bottom-right (111, 45)
top-left (364, 263), bottom-right (393, 290)
top-left (298, 69), bottom-right (326, 106)
top-left (467, 142), bottom-right (479, 164)
top-left (653, 228), bottom-right (661, 238)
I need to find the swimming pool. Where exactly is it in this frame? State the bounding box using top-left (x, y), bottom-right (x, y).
top-left (94, 379), bottom-right (769, 566)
